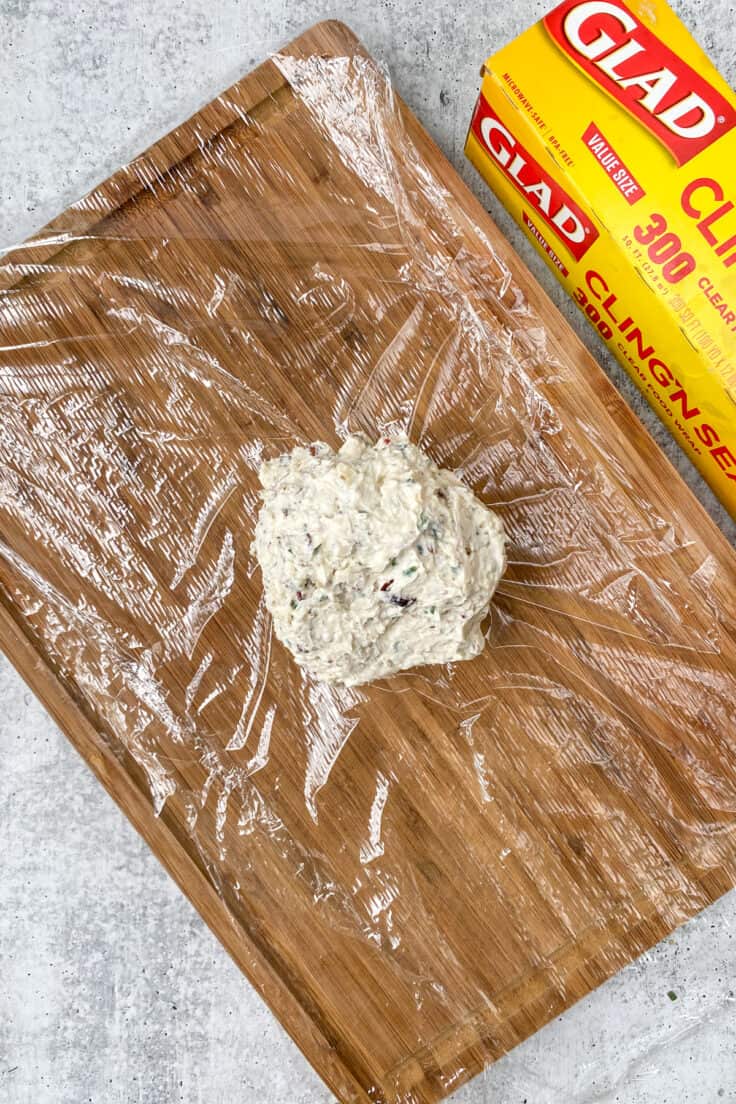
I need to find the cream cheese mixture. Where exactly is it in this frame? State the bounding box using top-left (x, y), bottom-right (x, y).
top-left (254, 434), bottom-right (506, 685)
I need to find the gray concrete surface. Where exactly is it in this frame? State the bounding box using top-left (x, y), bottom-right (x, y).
top-left (1, 1), bottom-right (735, 1102)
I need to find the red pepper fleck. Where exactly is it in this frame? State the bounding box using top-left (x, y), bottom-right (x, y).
top-left (296, 590), bottom-right (303, 600)
top-left (309, 445), bottom-right (317, 456)
top-left (383, 437), bottom-right (391, 445)
top-left (380, 579), bottom-right (393, 591)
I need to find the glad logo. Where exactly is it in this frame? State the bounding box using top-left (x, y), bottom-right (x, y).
top-left (470, 95), bottom-right (599, 258)
top-left (545, 0), bottom-right (736, 164)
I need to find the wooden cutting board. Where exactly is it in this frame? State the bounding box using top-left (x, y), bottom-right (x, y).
top-left (2, 19), bottom-right (736, 1104)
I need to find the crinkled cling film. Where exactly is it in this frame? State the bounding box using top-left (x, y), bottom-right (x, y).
top-left (2, 26), bottom-right (736, 1104)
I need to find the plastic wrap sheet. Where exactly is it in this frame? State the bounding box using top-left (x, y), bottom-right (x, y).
top-left (2, 33), bottom-right (736, 1104)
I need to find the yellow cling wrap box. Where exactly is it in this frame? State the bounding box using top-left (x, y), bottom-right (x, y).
top-left (465, 0), bottom-right (736, 517)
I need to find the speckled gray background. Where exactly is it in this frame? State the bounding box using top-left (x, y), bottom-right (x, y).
top-left (1, 1), bottom-right (735, 1102)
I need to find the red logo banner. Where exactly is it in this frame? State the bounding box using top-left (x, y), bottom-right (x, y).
top-left (544, 0), bottom-right (736, 165)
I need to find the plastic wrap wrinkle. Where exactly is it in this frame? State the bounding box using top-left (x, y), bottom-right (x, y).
top-left (1, 37), bottom-right (736, 1104)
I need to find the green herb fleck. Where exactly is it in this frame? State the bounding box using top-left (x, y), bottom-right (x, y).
top-left (428, 605), bottom-right (436, 614)
top-left (403, 565), bottom-right (418, 576)
top-left (667, 990), bottom-right (678, 1001)
top-left (390, 557), bottom-right (398, 567)
top-left (290, 599), bottom-right (298, 610)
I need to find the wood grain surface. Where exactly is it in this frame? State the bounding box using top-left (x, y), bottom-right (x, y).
top-left (2, 20), bottom-right (736, 1104)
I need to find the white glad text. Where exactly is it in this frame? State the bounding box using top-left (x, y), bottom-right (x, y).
top-left (479, 117), bottom-right (587, 243)
top-left (562, 0), bottom-right (716, 138)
